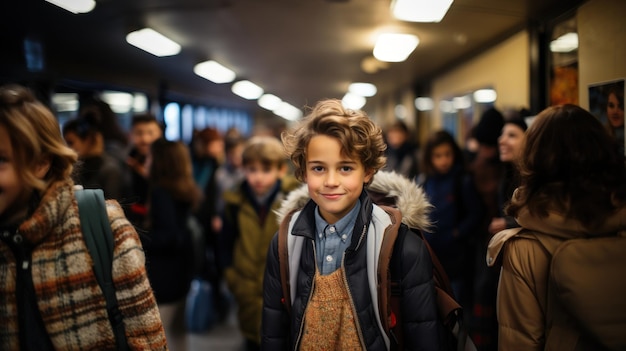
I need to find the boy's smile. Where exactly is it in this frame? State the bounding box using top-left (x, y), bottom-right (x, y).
top-left (305, 135), bottom-right (373, 224)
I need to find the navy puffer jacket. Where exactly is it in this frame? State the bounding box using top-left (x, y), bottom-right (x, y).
top-left (261, 171), bottom-right (441, 350)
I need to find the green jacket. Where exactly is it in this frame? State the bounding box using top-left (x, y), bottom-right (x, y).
top-left (222, 175), bottom-right (300, 343)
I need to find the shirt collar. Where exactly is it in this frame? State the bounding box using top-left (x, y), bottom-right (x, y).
top-left (314, 199), bottom-right (361, 239)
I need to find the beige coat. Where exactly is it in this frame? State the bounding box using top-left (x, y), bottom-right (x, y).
top-left (487, 204), bottom-right (626, 351)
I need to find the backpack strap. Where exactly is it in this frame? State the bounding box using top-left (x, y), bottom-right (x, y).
top-left (278, 209), bottom-right (294, 315)
top-left (376, 205), bottom-right (401, 339)
top-left (75, 188), bottom-right (129, 351)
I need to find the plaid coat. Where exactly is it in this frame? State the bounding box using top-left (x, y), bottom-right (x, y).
top-left (0, 181), bottom-right (167, 350)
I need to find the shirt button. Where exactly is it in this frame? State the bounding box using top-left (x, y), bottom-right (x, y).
top-left (341, 234), bottom-right (347, 241)
top-left (326, 255), bottom-right (333, 262)
top-left (329, 226), bottom-right (336, 233)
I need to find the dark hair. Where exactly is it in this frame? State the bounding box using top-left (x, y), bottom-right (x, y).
top-left (131, 113), bottom-right (160, 128)
top-left (79, 97), bottom-right (128, 146)
top-left (506, 104), bottom-right (626, 228)
top-left (420, 130), bottom-right (464, 176)
top-left (62, 117), bottom-right (98, 140)
top-left (149, 138), bottom-right (201, 207)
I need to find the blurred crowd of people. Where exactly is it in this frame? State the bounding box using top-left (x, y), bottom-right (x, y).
top-left (2, 83), bottom-right (624, 350)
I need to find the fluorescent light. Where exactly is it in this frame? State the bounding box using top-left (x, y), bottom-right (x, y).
top-left (126, 28), bottom-right (181, 57)
top-left (45, 0), bottom-right (95, 14)
top-left (231, 80), bottom-right (264, 100)
top-left (373, 33), bottom-right (419, 62)
top-left (52, 93), bottom-right (78, 112)
top-left (101, 91), bottom-right (134, 113)
top-left (258, 94), bottom-right (283, 111)
top-left (391, 0), bottom-right (453, 23)
top-left (133, 93), bottom-right (148, 112)
top-left (473, 89), bottom-right (497, 103)
top-left (395, 105), bottom-right (408, 119)
top-left (550, 32), bottom-right (579, 53)
top-left (342, 92), bottom-right (366, 110)
top-left (194, 60), bottom-right (236, 84)
top-left (415, 97), bottom-right (434, 111)
top-left (348, 82), bottom-right (377, 97)
top-left (453, 95), bottom-right (472, 110)
top-left (439, 100), bottom-right (456, 113)
top-left (274, 102), bottom-right (303, 121)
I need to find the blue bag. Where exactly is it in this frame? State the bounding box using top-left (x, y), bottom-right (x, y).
top-left (185, 278), bottom-right (217, 333)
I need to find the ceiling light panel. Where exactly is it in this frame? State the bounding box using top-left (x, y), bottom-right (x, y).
top-left (348, 82), bottom-right (377, 97)
top-left (126, 28), bottom-right (181, 57)
top-left (45, 0), bottom-right (95, 14)
top-left (391, 0), bottom-right (454, 23)
top-left (258, 94), bottom-right (282, 111)
top-left (274, 102), bottom-right (303, 121)
top-left (373, 33), bottom-right (419, 62)
top-left (194, 60), bottom-right (236, 83)
top-left (232, 80), bottom-right (264, 100)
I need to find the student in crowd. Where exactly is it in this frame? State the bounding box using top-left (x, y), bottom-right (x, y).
top-left (487, 104), bottom-right (626, 350)
top-left (142, 138), bottom-right (202, 351)
top-left (220, 135), bottom-right (299, 351)
top-left (124, 113), bottom-right (163, 230)
top-left (78, 96), bottom-right (129, 166)
top-left (214, 133), bottom-right (246, 233)
top-left (383, 120), bottom-right (420, 179)
top-left (62, 116), bottom-right (124, 200)
top-left (0, 84), bottom-right (166, 349)
top-left (189, 127), bottom-right (228, 318)
top-left (488, 112), bottom-right (528, 235)
top-left (467, 106), bottom-right (504, 351)
top-left (261, 99), bottom-right (440, 350)
top-left (417, 130), bottom-right (483, 307)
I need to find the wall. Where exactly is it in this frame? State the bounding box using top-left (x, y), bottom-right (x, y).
top-left (577, 0), bottom-right (626, 109)
top-left (430, 31), bottom-right (530, 130)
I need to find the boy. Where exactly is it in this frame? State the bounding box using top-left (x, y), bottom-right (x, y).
top-left (261, 99), bottom-right (440, 350)
top-left (123, 113), bottom-right (162, 228)
top-left (220, 135), bottom-right (300, 351)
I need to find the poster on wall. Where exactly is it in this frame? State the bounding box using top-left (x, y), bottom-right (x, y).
top-left (588, 79), bottom-right (625, 155)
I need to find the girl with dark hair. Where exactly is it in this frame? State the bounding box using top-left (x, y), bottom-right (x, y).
top-left (418, 130), bottom-right (483, 306)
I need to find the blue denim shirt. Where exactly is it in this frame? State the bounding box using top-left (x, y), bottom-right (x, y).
top-left (314, 199), bottom-right (360, 275)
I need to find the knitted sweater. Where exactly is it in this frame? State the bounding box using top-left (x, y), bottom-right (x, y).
top-left (0, 180), bottom-right (167, 350)
top-left (300, 269), bottom-right (361, 350)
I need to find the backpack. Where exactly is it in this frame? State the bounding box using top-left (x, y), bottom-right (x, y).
top-left (277, 204), bottom-right (476, 351)
top-left (75, 188), bottom-right (130, 351)
top-left (532, 232), bottom-right (626, 351)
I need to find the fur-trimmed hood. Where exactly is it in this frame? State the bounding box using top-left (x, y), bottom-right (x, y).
top-left (275, 170), bottom-right (432, 231)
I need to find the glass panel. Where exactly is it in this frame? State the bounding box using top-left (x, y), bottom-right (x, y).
top-left (549, 16), bottom-right (578, 105)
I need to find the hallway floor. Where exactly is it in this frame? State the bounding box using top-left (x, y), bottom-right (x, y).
top-left (186, 304), bottom-right (245, 351)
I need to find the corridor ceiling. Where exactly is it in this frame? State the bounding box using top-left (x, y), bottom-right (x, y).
top-left (1, 0), bottom-right (585, 112)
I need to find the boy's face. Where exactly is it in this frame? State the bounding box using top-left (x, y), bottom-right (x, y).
top-left (244, 160), bottom-right (285, 197)
top-left (0, 125), bottom-right (27, 223)
top-left (130, 121), bottom-right (162, 157)
top-left (305, 135), bottom-right (373, 224)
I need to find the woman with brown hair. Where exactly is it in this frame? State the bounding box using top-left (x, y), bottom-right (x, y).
top-left (487, 104), bottom-right (626, 350)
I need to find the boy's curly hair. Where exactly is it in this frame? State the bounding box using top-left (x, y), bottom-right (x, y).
top-left (281, 99), bottom-right (386, 183)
